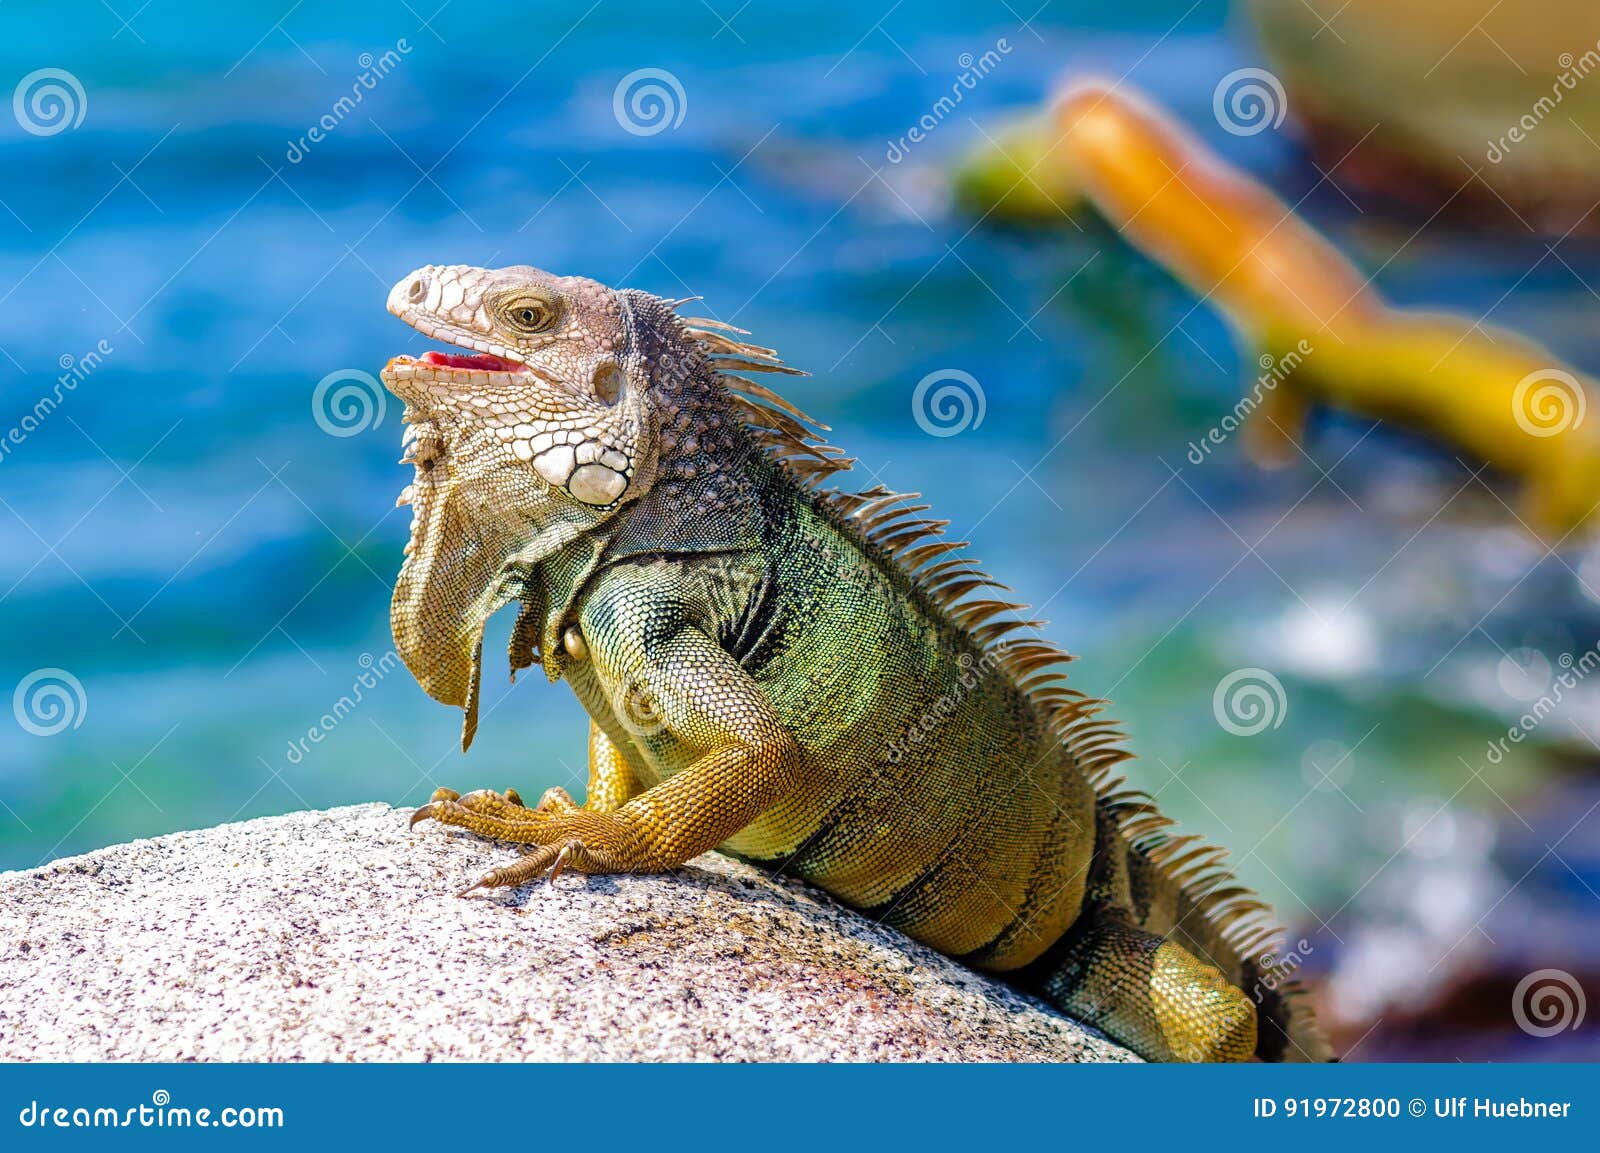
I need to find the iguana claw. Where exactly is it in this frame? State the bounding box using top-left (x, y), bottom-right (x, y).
top-left (456, 841), bottom-right (583, 897)
top-left (410, 786), bottom-right (460, 828)
top-left (411, 786), bottom-right (530, 830)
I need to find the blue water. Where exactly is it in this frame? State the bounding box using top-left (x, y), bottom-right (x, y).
top-left (3, 0), bottom-right (1599, 1053)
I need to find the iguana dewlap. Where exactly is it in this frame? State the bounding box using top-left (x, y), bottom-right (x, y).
top-left (379, 262), bottom-right (1332, 1062)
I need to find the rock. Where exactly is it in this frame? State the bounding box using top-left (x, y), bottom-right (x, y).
top-left (0, 803), bottom-right (1133, 1062)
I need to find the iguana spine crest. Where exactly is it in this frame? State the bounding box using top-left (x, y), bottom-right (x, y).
top-left (680, 312), bottom-right (1318, 1049)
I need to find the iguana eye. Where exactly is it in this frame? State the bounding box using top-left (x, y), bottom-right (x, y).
top-left (497, 291), bottom-right (561, 336)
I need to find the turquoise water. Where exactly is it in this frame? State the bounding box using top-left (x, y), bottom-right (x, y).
top-left (3, 1), bottom-right (1599, 1054)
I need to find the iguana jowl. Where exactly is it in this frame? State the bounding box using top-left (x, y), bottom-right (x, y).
top-left (381, 263), bottom-right (1331, 1062)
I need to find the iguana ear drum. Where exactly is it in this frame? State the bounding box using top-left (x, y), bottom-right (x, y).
top-left (593, 362), bottom-right (624, 406)
top-left (566, 464), bottom-right (629, 505)
top-left (526, 442), bottom-right (632, 506)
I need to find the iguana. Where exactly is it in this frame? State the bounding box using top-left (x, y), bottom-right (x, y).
top-left (381, 262), bottom-right (1333, 1062)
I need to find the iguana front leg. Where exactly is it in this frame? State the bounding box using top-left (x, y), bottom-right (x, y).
top-left (412, 624), bottom-right (798, 892)
top-left (583, 720), bottom-right (640, 812)
top-left (525, 722), bottom-right (641, 815)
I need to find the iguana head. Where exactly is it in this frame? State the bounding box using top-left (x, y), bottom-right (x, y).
top-left (380, 264), bottom-right (661, 743)
top-left (379, 261), bottom-right (821, 747)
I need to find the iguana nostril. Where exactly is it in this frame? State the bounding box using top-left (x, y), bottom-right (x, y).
top-left (408, 278), bottom-right (427, 304)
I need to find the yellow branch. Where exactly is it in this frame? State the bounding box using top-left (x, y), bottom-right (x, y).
top-left (959, 80), bottom-right (1600, 537)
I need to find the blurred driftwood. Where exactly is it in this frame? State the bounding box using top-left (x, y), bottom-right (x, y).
top-left (955, 82), bottom-right (1600, 539)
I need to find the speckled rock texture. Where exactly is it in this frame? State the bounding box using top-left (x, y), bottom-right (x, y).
top-left (0, 804), bottom-right (1133, 1062)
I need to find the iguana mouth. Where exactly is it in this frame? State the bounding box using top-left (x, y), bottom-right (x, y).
top-left (388, 350), bottom-right (531, 375)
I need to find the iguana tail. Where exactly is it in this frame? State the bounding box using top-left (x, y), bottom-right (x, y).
top-left (1014, 794), bottom-right (1334, 1062)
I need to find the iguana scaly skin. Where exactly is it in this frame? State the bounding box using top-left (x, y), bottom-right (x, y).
top-left (380, 263), bottom-right (1332, 1062)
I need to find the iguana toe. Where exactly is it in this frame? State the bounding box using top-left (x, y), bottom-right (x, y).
top-left (533, 786), bottom-right (579, 813)
top-left (412, 786), bottom-right (534, 830)
top-left (410, 786), bottom-right (462, 826)
top-left (457, 840), bottom-right (589, 897)
top-left (411, 789), bottom-right (564, 844)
